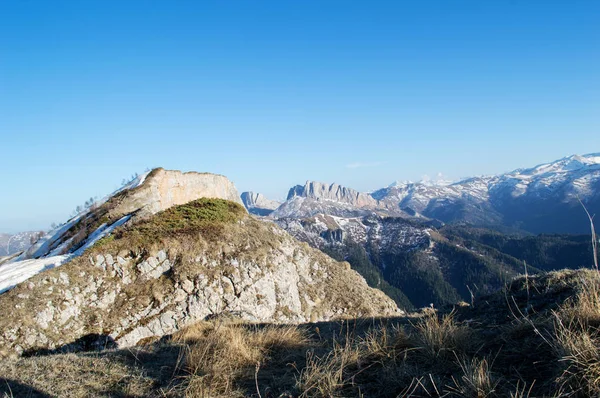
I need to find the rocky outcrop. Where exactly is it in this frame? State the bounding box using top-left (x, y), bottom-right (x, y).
top-left (287, 181), bottom-right (378, 207)
top-left (19, 169), bottom-right (244, 260)
top-left (240, 192), bottom-right (281, 216)
top-left (272, 181), bottom-right (391, 219)
top-left (0, 211), bottom-right (400, 358)
top-left (110, 169), bottom-right (243, 218)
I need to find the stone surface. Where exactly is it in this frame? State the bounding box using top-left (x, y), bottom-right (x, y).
top-left (111, 169), bottom-right (244, 218)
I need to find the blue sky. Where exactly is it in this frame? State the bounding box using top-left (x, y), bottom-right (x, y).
top-left (0, 0), bottom-right (599, 233)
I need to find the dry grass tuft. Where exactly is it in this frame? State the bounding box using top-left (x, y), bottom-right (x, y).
top-left (173, 321), bottom-right (310, 397)
top-left (552, 317), bottom-right (600, 397)
top-left (558, 274), bottom-right (600, 327)
top-left (446, 356), bottom-right (499, 398)
top-left (413, 311), bottom-right (476, 365)
top-left (0, 352), bottom-right (154, 397)
top-left (551, 276), bottom-right (600, 397)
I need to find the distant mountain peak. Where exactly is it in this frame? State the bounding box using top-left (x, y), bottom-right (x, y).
top-left (388, 173), bottom-right (453, 189)
top-left (287, 181), bottom-right (377, 206)
top-left (240, 191), bottom-right (281, 216)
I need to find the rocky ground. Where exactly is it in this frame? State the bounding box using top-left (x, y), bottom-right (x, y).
top-left (2, 268), bottom-right (599, 397)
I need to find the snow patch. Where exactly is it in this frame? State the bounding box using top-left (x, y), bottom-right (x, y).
top-left (0, 255), bottom-right (70, 294)
top-left (73, 215), bottom-right (131, 256)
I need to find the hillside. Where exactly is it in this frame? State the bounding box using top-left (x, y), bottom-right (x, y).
top-left (0, 196), bottom-right (399, 358)
top-left (3, 268), bottom-right (600, 397)
top-left (276, 214), bottom-right (597, 309)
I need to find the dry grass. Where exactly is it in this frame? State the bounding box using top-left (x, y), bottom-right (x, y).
top-left (413, 311), bottom-right (476, 365)
top-left (0, 352), bottom-right (154, 397)
top-left (550, 273), bottom-right (600, 397)
top-left (297, 314), bottom-right (477, 397)
top-left (172, 321), bottom-right (311, 397)
top-left (557, 273), bottom-right (600, 327)
top-left (6, 270), bottom-right (600, 397)
top-left (446, 356), bottom-right (498, 398)
top-left (552, 317), bottom-right (600, 397)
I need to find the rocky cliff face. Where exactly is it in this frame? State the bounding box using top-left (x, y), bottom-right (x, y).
top-left (288, 181), bottom-right (378, 207)
top-left (0, 199), bottom-right (400, 358)
top-left (272, 181), bottom-right (396, 219)
top-left (240, 192), bottom-right (281, 216)
top-left (110, 168), bottom-right (243, 218)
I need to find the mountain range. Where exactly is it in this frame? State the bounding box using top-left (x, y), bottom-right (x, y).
top-left (243, 153), bottom-right (600, 234)
top-left (2, 153), bottom-right (600, 397)
top-left (237, 153), bottom-right (600, 308)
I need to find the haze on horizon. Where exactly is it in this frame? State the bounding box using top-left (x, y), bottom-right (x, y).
top-left (1, 0), bottom-right (599, 233)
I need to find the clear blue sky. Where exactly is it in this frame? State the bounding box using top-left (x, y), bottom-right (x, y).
top-left (1, 0), bottom-right (599, 233)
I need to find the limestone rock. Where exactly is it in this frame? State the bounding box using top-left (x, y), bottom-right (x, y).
top-left (111, 169), bottom-right (243, 218)
top-left (288, 181), bottom-right (378, 207)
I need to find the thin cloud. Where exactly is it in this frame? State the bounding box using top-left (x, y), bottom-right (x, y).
top-left (346, 161), bottom-right (385, 169)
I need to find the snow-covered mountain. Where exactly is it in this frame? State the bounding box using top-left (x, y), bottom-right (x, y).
top-left (0, 231), bottom-right (45, 257)
top-left (374, 153), bottom-right (600, 233)
top-left (272, 154), bottom-right (600, 234)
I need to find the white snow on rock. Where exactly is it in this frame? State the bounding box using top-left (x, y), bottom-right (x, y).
top-left (1, 216), bottom-right (132, 294)
top-left (73, 215), bottom-right (131, 256)
top-left (16, 214), bottom-right (86, 262)
top-left (0, 255), bottom-right (70, 294)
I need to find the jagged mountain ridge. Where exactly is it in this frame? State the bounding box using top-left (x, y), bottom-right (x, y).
top-left (272, 181), bottom-right (415, 219)
top-left (272, 153), bottom-right (600, 234)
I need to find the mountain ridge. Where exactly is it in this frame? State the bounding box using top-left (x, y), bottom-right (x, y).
top-left (272, 153), bottom-right (600, 234)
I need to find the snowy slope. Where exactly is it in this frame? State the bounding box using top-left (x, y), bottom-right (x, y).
top-left (0, 173), bottom-right (150, 294)
top-left (0, 255), bottom-right (70, 294)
